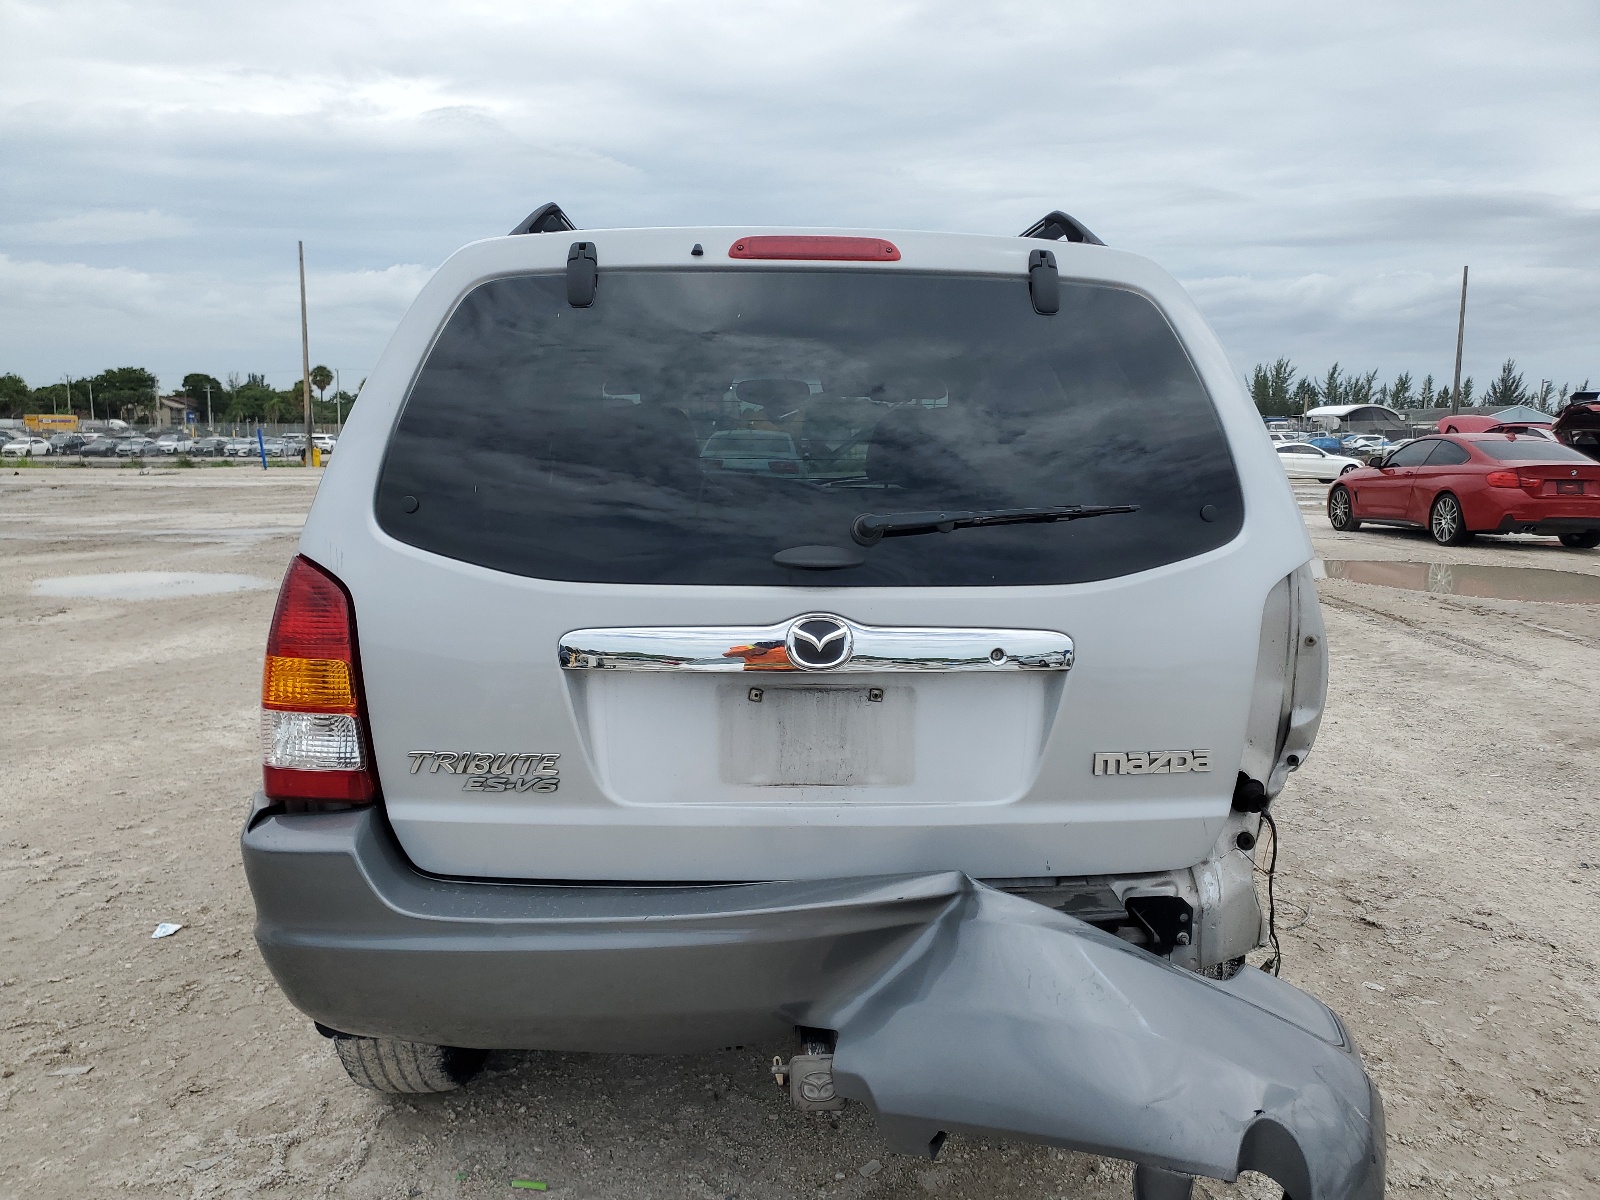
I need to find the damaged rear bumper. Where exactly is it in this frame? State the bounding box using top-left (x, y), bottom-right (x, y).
top-left (243, 807), bottom-right (1383, 1198)
top-left (818, 886), bottom-right (1384, 1200)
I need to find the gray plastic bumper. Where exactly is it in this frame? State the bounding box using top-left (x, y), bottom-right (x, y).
top-left (815, 887), bottom-right (1383, 1200)
top-left (243, 807), bottom-right (1383, 1199)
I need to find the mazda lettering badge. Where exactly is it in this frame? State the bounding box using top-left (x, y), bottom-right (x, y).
top-left (785, 615), bottom-right (853, 670)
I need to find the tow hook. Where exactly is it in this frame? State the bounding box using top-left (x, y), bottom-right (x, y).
top-left (772, 1052), bottom-right (845, 1111)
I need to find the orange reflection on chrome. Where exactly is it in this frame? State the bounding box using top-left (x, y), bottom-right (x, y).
top-left (721, 641), bottom-right (794, 670)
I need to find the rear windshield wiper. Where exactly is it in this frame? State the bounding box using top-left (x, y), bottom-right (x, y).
top-left (851, 503), bottom-right (1138, 546)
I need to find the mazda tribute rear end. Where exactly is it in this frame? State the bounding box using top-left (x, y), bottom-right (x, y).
top-left (243, 206), bottom-right (1383, 1199)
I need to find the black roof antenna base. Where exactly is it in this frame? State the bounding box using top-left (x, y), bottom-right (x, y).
top-left (1019, 210), bottom-right (1105, 246)
top-left (510, 203), bottom-right (577, 236)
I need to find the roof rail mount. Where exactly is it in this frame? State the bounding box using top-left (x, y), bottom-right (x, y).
top-left (1028, 249), bottom-right (1060, 315)
top-left (1019, 211), bottom-right (1105, 246)
top-left (567, 242), bottom-right (598, 308)
top-left (510, 203), bottom-right (577, 236)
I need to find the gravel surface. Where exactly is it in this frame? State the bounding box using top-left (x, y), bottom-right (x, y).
top-left (1, 468), bottom-right (1596, 1199)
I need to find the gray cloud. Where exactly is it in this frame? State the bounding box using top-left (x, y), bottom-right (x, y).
top-left (1, 0), bottom-right (1596, 391)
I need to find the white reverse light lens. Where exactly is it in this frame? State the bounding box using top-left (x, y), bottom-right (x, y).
top-left (261, 710), bottom-right (365, 771)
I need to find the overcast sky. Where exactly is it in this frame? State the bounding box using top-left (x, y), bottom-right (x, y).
top-left (3, 0), bottom-right (1597, 395)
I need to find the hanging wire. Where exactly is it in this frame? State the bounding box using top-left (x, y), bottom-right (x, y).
top-left (1260, 810), bottom-right (1282, 976)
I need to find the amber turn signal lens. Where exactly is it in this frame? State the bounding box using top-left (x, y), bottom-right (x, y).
top-left (262, 655), bottom-right (356, 711)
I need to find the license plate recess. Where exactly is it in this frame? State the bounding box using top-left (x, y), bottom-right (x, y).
top-left (719, 683), bottom-right (914, 786)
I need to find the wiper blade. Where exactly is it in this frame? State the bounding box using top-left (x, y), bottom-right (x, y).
top-left (851, 503), bottom-right (1138, 546)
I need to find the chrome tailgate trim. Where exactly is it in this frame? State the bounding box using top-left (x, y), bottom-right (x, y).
top-left (559, 613), bottom-right (1073, 673)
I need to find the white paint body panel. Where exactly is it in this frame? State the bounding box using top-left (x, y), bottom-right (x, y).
top-left (298, 226), bottom-right (1314, 881)
top-left (1275, 444), bottom-right (1363, 480)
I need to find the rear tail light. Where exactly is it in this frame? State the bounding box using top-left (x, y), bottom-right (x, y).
top-left (728, 235), bottom-right (901, 261)
top-left (1487, 471), bottom-right (1545, 490)
top-left (769, 459), bottom-right (800, 474)
top-left (260, 555), bottom-right (376, 804)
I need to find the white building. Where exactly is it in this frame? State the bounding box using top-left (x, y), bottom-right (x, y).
top-left (1303, 404), bottom-right (1407, 433)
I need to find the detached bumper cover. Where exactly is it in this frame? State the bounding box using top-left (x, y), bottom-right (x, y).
top-left (243, 808), bottom-right (1383, 1199)
top-left (818, 887), bottom-right (1384, 1200)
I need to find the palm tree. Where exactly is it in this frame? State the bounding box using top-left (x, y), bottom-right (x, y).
top-left (310, 365), bottom-right (333, 403)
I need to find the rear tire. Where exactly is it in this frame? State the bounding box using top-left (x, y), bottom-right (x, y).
top-left (1559, 531), bottom-right (1600, 549)
top-left (1429, 493), bottom-right (1473, 546)
top-left (1328, 486), bottom-right (1361, 531)
top-left (333, 1035), bottom-right (488, 1094)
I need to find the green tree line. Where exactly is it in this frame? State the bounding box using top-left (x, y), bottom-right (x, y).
top-left (0, 366), bottom-right (358, 425)
top-left (1249, 357), bottom-right (1590, 419)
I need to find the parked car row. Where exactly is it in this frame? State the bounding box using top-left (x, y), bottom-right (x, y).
top-left (0, 430), bottom-right (336, 460)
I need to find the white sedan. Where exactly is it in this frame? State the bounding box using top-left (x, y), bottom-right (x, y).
top-left (1, 436), bottom-right (53, 457)
top-left (1274, 442), bottom-right (1363, 482)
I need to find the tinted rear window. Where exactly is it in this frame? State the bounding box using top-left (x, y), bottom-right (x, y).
top-left (1474, 438), bottom-right (1593, 463)
top-left (1425, 441), bottom-right (1471, 465)
top-left (376, 270), bottom-right (1241, 586)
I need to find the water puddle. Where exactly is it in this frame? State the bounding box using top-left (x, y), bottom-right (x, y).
top-left (33, 572), bottom-right (273, 600)
top-left (1316, 559), bottom-right (1600, 604)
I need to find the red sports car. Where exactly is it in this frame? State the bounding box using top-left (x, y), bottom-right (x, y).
top-left (1327, 432), bottom-right (1600, 547)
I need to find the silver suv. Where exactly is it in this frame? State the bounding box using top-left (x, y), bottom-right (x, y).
top-left (243, 206), bottom-right (1382, 1200)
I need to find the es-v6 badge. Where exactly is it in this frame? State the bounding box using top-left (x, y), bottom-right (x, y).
top-left (407, 751), bottom-right (561, 793)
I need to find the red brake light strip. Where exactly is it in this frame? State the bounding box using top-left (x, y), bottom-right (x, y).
top-left (728, 236), bottom-right (900, 262)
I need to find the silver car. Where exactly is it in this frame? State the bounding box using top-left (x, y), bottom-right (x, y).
top-left (241, 209), bottom-right (1379, 1199)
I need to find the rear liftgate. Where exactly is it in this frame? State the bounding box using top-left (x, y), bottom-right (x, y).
top-left (783, 878), bottom-right (1383, 1200)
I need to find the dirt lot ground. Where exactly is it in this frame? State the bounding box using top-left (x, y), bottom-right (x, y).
top-left (1, 467), bottom-right (1597, 1199)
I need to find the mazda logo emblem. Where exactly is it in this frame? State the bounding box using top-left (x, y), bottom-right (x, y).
top-left (785, 615), bottom-right (853, 671)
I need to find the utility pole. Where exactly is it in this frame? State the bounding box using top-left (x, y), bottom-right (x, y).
top-left (298, 241), bottom-right (314, 463)
top-left (1450, 265), bottom-right (1468, 417)
top-left (59, 375), bottom-right (68, 415)
top-left (87, 380), bottom-right (94, 422)
top-left (205, 385), bottom-right (213, 431)
top-left (334, 368), bottom-right (342, 431)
